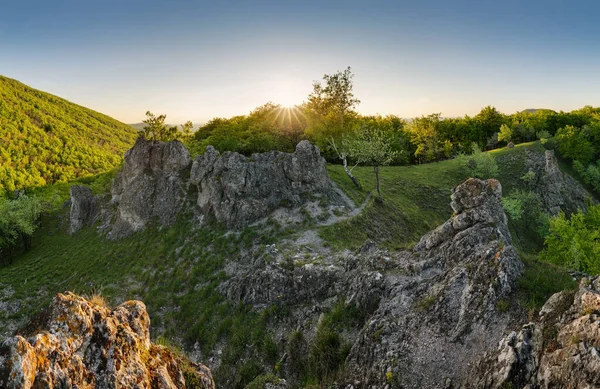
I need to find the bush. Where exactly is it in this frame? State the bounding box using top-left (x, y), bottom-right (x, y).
top-left (456, 142), bottom-right (499, 179)
top-left (541, 203), bottom-right (600, 274)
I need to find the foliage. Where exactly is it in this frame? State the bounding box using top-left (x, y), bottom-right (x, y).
top-left (498, 124), bottom-right (513, 144)
top-left (0, 195), bottom-right (41, 264)
top-left (541, 203), bottom-right (600, 274)
top-left (305, 66), bottom-right (360, 148)
top-left (0, 75), bottom-right (137, 193)
top-left (346, 124), bottom-right (399, 201)
top-left (456, 143), bottom-right (499, 179)
top-left (142, 111), bottom-right (179, 142)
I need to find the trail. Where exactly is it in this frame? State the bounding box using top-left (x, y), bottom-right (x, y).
top-left (317, 183), bottom-right (372, 227)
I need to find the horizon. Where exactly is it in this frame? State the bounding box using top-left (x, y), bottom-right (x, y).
top-left (1, 0), bottom-right (599, 125)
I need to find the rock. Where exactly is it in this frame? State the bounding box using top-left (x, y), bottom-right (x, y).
top-left (469, 277), bottom-right (600, 388)
top-left (507, 142), bottom-right (514, 148)
top-left (68, 185), bottom-right (97, 234)
top-left (189, 140), bottom-right (343, 228)
top-left (345, 178), bottom-right (522, 388)
top-left (0, 292), bottom-right (214, 389)
top-left (540, 150), bottom-right (591, 215)
top-left (109, 137), bottom-right (191, 238)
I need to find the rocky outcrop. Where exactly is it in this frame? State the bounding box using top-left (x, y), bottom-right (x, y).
top-left (343, 178), bottom-right (523, 388)
top-left (108, 138), bottom-right (347, 237)
top-left (541, 149), bottom-right (590, 215)
top-left (470, 276), bottom-right (600, 388)
top-left (109, 137), bottom-right (191, 238)
top-left (222, 178), bottom-right (523, 388)
top-left (0, 292), bottom-right (214, 389)
top-left (68, 185), bottom-right (97, 234)
top-left (189, 140), bottom-right (342, 228)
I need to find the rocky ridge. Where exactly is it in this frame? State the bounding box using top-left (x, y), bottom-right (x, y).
top-left (0, 292), bottom-right (214, 389)
top-left (222, 178), bottom-right (523, 388)
top-left (469, 276), bottom-right (600, 388)
top-left (104, 137), bottom-right (349, 238)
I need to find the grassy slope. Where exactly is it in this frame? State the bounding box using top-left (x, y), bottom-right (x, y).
top-left (0, 75), bottom-right (138, 191)
top-left (0, 141), bottom-right (578, 386)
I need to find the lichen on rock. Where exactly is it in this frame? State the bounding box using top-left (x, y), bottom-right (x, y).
top-left (0, 292), bottom-right (214, 389)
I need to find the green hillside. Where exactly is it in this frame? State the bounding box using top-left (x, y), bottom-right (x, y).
top-left (0, 75), bottom-right (138, 194)
top-left (0, 141), bottom-right (578, 386)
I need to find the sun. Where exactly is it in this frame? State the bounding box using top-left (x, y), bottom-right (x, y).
top-left (270, 79), bottom-right (302, 107)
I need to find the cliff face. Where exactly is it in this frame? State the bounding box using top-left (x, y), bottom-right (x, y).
top-left (222, 178), bottom-right (523, 388)
top-left (105, 138), bottom-right (348, 238)
top-left (0, 292), bottom-right (214, 389)
top-left (470, 277), bottom-right (600, 389)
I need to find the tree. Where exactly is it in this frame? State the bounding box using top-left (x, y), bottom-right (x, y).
top-left (329, 135), bottom-right (361, 189)
top-left (498, 124), bottom-right (513, 144)
top-left (142, 111), bottom-right (178, 142)
top-left (456, 143), bottom-right (499, 179)
top-left (0, 195), bottom-right (41, 264)
top-left (305, 67), bottom-right (360, 149)
top-left (346, 125), bottom-right (398, 202)
top-left (180, 121), bottom-right (194, 138)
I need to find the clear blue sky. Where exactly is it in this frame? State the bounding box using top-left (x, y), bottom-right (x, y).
top-left (1, 0), bottom-right (598, 124)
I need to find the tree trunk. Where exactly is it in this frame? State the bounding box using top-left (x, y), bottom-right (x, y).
top-left (343, 157), bottom-right (361, 189)
top-left (374, 165), bottom-right (382, 202)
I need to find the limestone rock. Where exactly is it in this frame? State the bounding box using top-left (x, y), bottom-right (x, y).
top-left (470, 277), bottom-right (600, 388)
top-left (189, 140), bottom-right (341, 228)
top-left (344, 178), bottom-right (523, 388)
top-left (541, 150), bottom-right (590, 215)
top-left (68, 185), bottom-right (97, 234)
top-left (0, 292), bottom-right (214, 389)
top-left (109, 137), bottom-right (191, 238)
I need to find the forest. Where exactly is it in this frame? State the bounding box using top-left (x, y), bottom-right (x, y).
top-left (0, 75), bottom-right (138, 196)
top-left (185, 69), bottom-right (600, 196)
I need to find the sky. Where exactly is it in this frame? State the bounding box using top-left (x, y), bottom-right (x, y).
top-left (0, 0), bottom-right (599, 124)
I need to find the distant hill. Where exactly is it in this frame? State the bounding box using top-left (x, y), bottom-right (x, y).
top-left (128, 122), bottom-right (145, 131)
top-left (0, 75), bottom-right (138, 193)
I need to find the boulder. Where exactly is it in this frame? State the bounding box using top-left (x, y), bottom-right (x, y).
top-left (109, 137), bottom-right (191, 238)
top-left (0, 292), bottom-right (214, 389)
top-left (68, 185), bottom-right (97, 234)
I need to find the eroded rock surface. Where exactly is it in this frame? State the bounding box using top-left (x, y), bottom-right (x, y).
top-left (68, 185), bottom-right (97, 234)
top-left (109, 137), bottom-right (191, 238)
top-left (0, 292), bottom-right (214, 389)
top-left (469, 277), bottom-right (600, 389)
top-left (108, 138), bottom-right (348, 237)
top-left (222, 178), bottom-right (523, 388)
top-left (190, 140), bottom-right (344, 228)
top-left (343, 178), bottom-right (522, 388)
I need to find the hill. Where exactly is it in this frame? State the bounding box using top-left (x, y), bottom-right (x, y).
top-left (0, 75), bottom-right (138, 194)
top-left (0, 140), bottom-right (586, 387)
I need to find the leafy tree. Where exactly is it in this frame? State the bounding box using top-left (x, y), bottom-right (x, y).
top-left (346, 125), bottom-right (398, 202)
top-left (555, 125), bottom-right (595, 165)
top-left (456, 143), bottom-right (499, 179)
top-left (498, 124), bottom-right (513, 144)
top-left (305, 67), bottom-right (360, 150)
top-left (541, 203), bottom-right (600, 274)
top-left (142, 111), bottom-right (178, 142)
top-left (180, 121), bottom-right (194, 138)
top-left (0, 195), bottom-right (41, 264)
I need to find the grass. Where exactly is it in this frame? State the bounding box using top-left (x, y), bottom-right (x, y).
top-left (1, 140), bottom-right (584, 387)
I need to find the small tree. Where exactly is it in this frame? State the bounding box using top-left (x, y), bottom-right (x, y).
top-left (329, 135), bottom-right (361, 189)
top-left (347, 125), bottom-right (398, 202)
top-left (142, 111), bottom-right (178, 142)
top-left (180, 120), bottom-right (194, 138)
top-left (498, 124), bottom-right (513, 144)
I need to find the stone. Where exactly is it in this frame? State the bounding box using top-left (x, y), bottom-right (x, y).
top-left (189, 140), bottom-right (344, 228)
top-left (0, 292), bottom-right (214, 389)
top-left (68, 185), bottom-right (97, 234)
top-left (469, 277), bottom-right (600, 388)
top-left (507, 142), bottom-right (514, 148)
top-left (109, 137), bottom-right (191, 238)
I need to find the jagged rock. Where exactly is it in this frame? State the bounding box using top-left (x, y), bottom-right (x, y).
top-left (68, 185), bottom-right (97, 234)
top-left (109, 137), bottom-right (191, 238)
top-left (189, 140), bottom-right (344, 228)
top-left (344, 178), bottom-right (523, 388)
top-left (469, 277), bottom-right (600, 388)
top-left (507, 142), bottom-right (515, 148)
top-left (0, 292), bottom-right (214, 389)
top-left (540, 150), bottom-right (591, 215)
